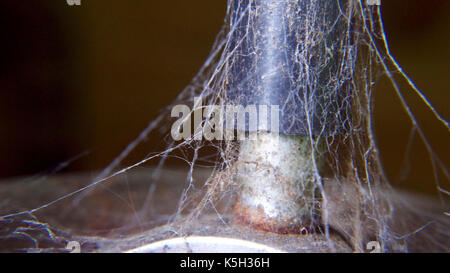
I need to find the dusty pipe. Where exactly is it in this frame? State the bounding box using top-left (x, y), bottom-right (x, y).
top-left (226, 0), bottom-right (348, 232)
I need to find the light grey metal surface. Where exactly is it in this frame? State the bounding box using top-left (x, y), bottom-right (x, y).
top-left (235, 132), bottom-right (319, 232)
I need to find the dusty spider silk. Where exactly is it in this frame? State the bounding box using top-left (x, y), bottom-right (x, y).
top-left (0, 0), bottom-right (448, 253)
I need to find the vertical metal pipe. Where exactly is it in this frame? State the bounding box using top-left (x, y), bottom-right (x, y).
top-left (226, 0), bottom-right (348, 232)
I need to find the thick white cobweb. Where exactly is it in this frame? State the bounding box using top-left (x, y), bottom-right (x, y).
top-left (0, 0), bottom-right (448, 253)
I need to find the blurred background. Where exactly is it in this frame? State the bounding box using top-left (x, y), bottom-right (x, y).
top-left (0, 0), bottom-right (448, 196)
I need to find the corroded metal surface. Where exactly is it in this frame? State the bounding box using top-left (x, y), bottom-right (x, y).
top-left (94, 214), bottom-right (351, 253)
top-left (234, 133), bottom-right (319, 233)
top-left (0, 169), bottom-right (448, 252)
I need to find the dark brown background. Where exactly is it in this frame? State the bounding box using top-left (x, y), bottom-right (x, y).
top-left (0, 0), bottom-right (448, 196)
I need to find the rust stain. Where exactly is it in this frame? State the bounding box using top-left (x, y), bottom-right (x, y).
top-left (232, 202), bottom-right (314, 235)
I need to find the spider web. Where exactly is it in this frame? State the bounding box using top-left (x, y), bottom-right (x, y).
top-left (0, 0), bottom-right (448, 253)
